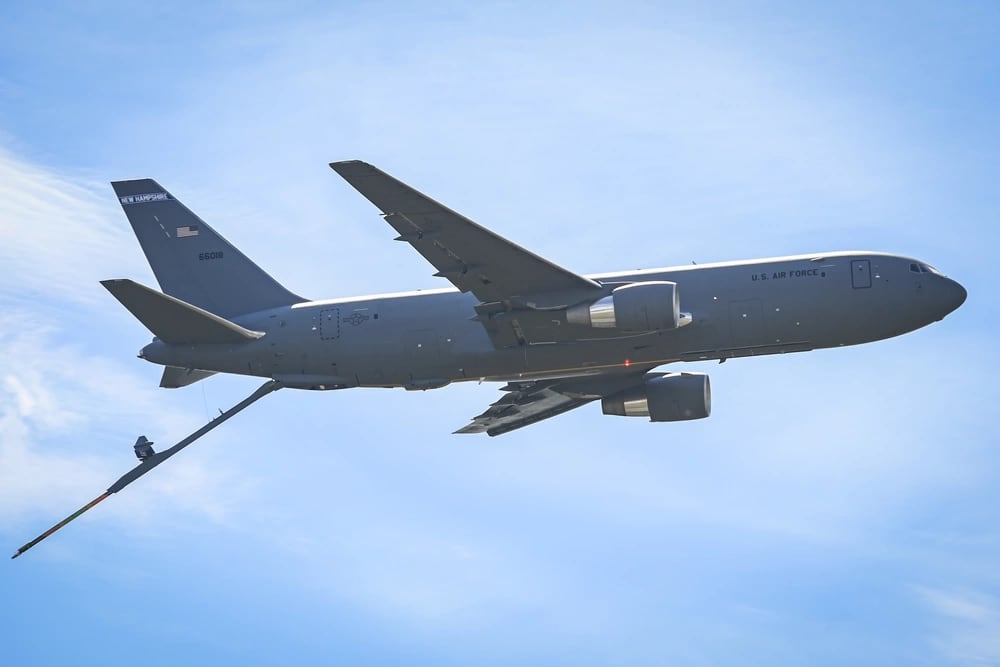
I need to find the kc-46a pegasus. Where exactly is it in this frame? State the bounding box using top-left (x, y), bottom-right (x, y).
top-left (12, 161), bottom-right (966, 557)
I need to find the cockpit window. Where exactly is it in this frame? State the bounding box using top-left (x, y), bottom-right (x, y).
top-left (910, 262), bottom-right (942, 275)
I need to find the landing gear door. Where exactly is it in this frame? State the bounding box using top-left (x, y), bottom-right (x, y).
top-left (851, 260), bottom-right (872, 289)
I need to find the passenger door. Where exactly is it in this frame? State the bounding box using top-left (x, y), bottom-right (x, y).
top-left (851, 260), bottom-right (872, 289)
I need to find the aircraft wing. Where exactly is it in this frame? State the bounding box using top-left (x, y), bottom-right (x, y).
top-left (330, 161), bottom-right (603, 306)
top-left (455, 372), bottom-right (652, 436)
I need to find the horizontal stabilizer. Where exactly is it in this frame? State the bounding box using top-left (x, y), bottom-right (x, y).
top-left (101, 279), bottom-right (265, 344)
top-left (160, 366), bottom-right (218, 388)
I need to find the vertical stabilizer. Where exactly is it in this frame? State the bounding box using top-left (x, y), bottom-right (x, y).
top-left (111, 179), bottom-right (305, 317)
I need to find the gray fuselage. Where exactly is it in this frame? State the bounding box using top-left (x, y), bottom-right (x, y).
top-left (140, 251), bottom-right (967, 390)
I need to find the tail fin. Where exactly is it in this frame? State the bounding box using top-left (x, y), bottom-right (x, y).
top-left (101, 279), bottom-right (264, 344)
top-left (111, 179), bottom-right (305, 318)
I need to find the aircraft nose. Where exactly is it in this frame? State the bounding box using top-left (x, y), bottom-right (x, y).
top-left (934, 276), bottom-right (967, 319)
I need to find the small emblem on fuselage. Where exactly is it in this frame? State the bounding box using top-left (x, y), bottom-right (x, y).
top-left (343, 312), bottom-right (370, 326)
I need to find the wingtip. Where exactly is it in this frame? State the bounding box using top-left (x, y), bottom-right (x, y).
top-left (329, 160), bottom-right (375, 176)
top-left (99, 278), bottom-right (132, 293)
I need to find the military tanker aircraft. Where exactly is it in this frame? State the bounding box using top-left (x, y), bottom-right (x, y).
top-left (12, 160), bottom-right (966, 557)
top-left (107, 160), bottom-right (966, 432)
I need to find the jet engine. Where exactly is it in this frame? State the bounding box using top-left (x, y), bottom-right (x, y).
top-left (567, 281), bottom-right (680, 331)
top-left (602, 373), bottom-right (711, 422)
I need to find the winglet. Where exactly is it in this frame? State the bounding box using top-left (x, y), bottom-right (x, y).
top-left (101, 279), bottom-right (264, 344)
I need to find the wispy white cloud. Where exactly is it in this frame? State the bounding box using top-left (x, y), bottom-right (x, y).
top-left (916, 586), bottom-right (1000, 665)
top-left (0, 309), bottom-right (256, 529)
top-left (0, 147), bottom-right (147, 304)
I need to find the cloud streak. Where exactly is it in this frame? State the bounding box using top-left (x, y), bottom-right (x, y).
top-left (0, 307), bottom-right (257, 529)
top-left (917, 587), bottom-right (1000, 665)
top-left (0, 148), bottom-right (148, 305)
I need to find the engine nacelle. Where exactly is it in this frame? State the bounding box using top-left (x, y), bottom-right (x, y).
top-left (567, 281), bottom-right (680, 331)
top-left (602, 373), bottom-right (711, 422)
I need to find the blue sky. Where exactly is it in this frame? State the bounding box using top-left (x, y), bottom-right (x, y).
top-left (1, 2), bottom-right (998, 665)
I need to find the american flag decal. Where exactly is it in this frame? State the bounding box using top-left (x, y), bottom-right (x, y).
top-left (176, 225), bottom-right (200, 238)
